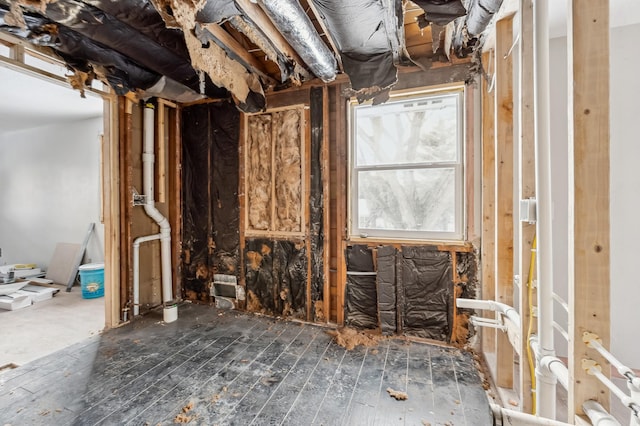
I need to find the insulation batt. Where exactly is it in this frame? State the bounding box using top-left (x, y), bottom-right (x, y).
top-left (274, 110), bottom-right (302, 232)
top-left (247, 115), bottom-right (272, 231)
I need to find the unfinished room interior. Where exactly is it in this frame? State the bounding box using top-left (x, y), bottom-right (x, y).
top-left (0, 0), bottom-right (638, 424)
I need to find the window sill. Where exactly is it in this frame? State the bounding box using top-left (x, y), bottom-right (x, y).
top-left (345, 237), bottom-right (474, 251)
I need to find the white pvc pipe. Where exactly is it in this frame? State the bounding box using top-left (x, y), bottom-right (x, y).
top-left (140, 105), bottom-right (175, 323)
top-left (133, 233), bottom-right (161, 316)
top-left (533, 0), bottom-right (556, 418)
top-left (582, 400), bottom-right (622, 426)
top-left (585, 336), bottom-right (640, 386)
top-left (540, 355), bottom-right (569, 391)
top-left (491, 404), bottom-right (571, 425)
top-left (456, 298), bottom-right (521, 328)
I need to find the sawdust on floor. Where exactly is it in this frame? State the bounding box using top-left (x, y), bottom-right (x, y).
top-left (386, 387), bottom-right (408, 400)
top-left (327, 327), bottom-right (385, 351)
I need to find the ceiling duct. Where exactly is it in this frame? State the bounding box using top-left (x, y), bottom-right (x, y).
top-left (254, 0), bottom-right (337, 82)
top-left (465, 0), bottom-right (504, 36)
top-left (310, 0), bottom-right (407, 101)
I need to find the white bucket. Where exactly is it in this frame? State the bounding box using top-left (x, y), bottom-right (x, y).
top-left (163, 302), bottom-right (178, 323)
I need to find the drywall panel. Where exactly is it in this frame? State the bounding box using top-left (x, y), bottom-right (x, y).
top-left (0, 118), bottom-right (104, 270)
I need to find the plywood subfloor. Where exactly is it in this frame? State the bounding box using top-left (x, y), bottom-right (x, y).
top-left (0, 303), bottom-right (491, 425)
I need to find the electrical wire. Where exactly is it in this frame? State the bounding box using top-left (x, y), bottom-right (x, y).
top-left (526, 235), bottom-right (538, 413)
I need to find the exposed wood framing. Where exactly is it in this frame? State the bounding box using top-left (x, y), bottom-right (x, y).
top-left (167, 104), bottom-right (182, 304)
top-left (235, 0), bottom-right (307, 73)
top-left (567, 0), bottom-right (611, 419)
top-left (335, 84), bottom-right (347, 325)
top-left (322, 86), bottom-right (331, 323)
top-left (305, 108), bottom-right (312, 322)
top-left (517, 0), bottom-right (536, 414)
top-left (156, 102), bottom-right (166, 203)
top-left (304, 0), bottom-right (343, 71)
top-left (200, 23), bottom-right (276, 86)
top-left (103, 96), bottom-right (120, 328)
top-left (119, 98), bottom-right (133, 321)
top-left (239, 113), bottom-right (247, 310)
top-left (494, 17), bottom-right (514, 388)
top-left (465, 83), bottom-right (476, 240)
top-left (481, 51), bottom-right (497, 356)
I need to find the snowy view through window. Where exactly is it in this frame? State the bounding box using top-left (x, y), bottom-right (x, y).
top-left (351, 91), bottom-right (463, 239)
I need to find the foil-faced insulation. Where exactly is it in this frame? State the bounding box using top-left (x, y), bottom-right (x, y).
top-left (257, 0), bottom-right (336, 82)
top-left (309, 0), bottom-right (407, 100)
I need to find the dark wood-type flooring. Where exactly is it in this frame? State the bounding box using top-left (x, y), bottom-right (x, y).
top-left (0, 303), bottom-right (492, 425)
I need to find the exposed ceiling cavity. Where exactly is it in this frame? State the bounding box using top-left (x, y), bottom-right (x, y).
top-left (0, 0), bottom-right (504, 112)
top-left (0, 66), bottom-right (103, 134)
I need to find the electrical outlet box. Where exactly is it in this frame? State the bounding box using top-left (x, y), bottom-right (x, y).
top-left (520, 198), bottom-right (537, 224)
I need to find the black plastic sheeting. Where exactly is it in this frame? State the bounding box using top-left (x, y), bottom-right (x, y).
top-left (401, 246), bottom-right (453, 340)
top-left (182, 102), bottom-right (240, 302)
top-left (0, 5), bottom-right (162, 94)
top-left (80, 0), bottom-right (190, 61)
top-left (376, 246), bottom-right (397, 335)
top-left (413, 0), bottom-right (467, 26)
top-left (245, 239), bottom-right (307, 319)
top-left (345, 245), bottom-right (378, 329)
top-left (309, 87), bottom-right (325, 318)
top-left (0, 1), bottom-right (227, 98)
top-left (310, 0), bottom-right (405, 98)
top-left (25, 0), bottom-right (225, 99)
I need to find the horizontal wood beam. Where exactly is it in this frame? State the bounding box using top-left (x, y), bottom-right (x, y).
top-left (235, 0), bottom-right (308, 71)
top-left (199, 23), bottom-right (276, 86)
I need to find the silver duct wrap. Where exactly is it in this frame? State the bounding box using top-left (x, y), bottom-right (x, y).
top-left (257, 0), bottom-right (337, 82)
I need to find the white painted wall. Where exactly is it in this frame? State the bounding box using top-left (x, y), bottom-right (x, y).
top-left (0, 117), bottom-right (104, 270)
top-left (548, 23), bottom-right (640, 368)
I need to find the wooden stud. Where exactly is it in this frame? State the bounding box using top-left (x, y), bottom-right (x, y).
top-left (494, 17), bottom-right (515, 389)
top-left (238, 113), bottom-right (247, 310)
top-left (200, 23), bottom-right (276, 85)
top-left (305, 108), bottom-right (312, 321)
top-left (119, 98), bottom-right (133, 320)
top-left (567, 0), bottom-right (610, 419)
top-left (464, 86), bottom-right (476, 240)
top-left (305, 1), bottom-right (343, 71)
top-left (517, 0), bottom-right (536, 414)
top-left (157, 103), bottom-right (166, 203)
top-left (481, 50), bottom-right (497, 357)
top-left (270, 111), bottom-right (277, 231)
top-left (335, 85), bottom-right (347, 325)
top-left (322, 86), bottom-right (331, 323)
top-left (103, 96), bottom-right (120, 328)
top-left (168, 105), bottom-right (182, 303)
top-left (235, 0), bottom-right (308, 71)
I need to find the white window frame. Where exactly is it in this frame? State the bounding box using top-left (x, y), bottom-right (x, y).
top-left (348, 87), bottom-right (465, 241)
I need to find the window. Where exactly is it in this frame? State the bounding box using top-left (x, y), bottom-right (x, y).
top-left (349, 89), bottom-right (464, 240)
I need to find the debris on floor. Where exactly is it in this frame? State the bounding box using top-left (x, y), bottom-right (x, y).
top-left (386, 387), bottom-right (408, 400)
top-left (326, 327), bottom-right (384, 350)
top-left (174, 402), bottom-right (194, 423)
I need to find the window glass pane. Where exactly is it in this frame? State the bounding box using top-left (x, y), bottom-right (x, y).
top-left (355, 94), bottom-right (458, 167)
top-left (357, 168), bottom-right (456, 233)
